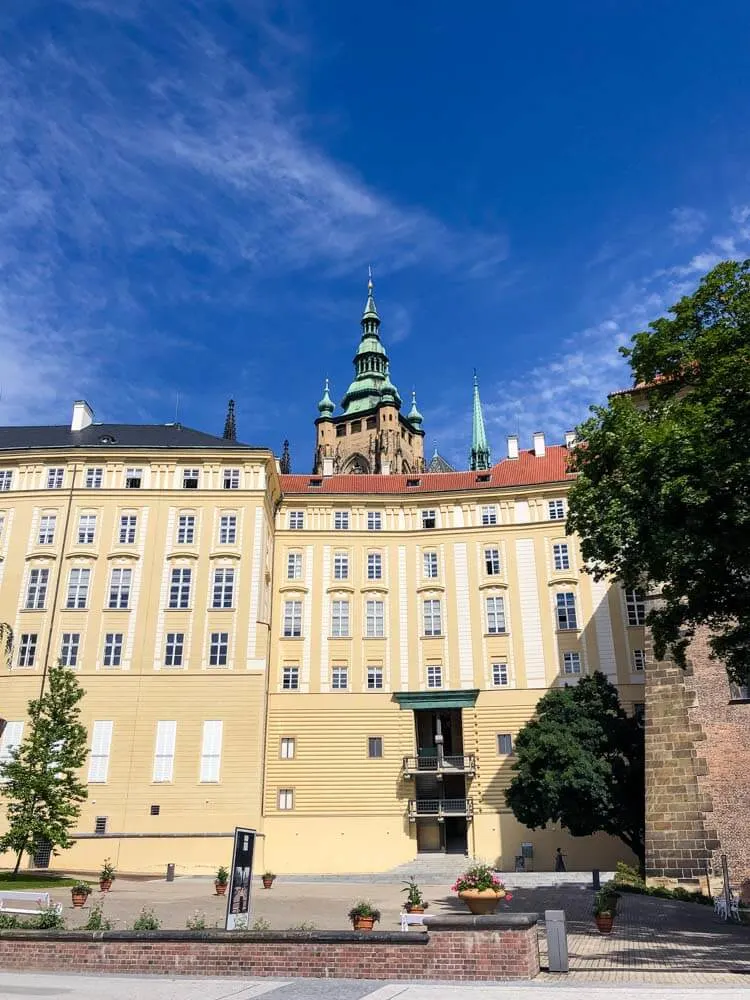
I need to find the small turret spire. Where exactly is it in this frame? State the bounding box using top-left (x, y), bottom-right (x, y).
top-left (469, 372), bottom-right (491, 471)
top-left (280, 439), bottom-right (291, 474)
top-left (223, 398), bottom-right (237, 441)
top-left (317, 377), bottom-right (335, 417)
top-left (361, 266), bottom-right (380, 328)
top-left (407, 388), bottom-right (423, 428)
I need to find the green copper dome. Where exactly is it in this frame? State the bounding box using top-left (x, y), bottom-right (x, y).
top-left (317, 378), bottom-right (335, 417)
top-left (407, 389), bottom-right (423, 427)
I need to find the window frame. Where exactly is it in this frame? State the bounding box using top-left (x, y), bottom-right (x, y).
top-left (46, 467), bottom-right (65, 490)
top-left (626, 590), bottom-right (646, 626)
top-left (426, 664), bottom-right (443, 689)
top-left (102, 632), bottom-right (124, 668)
top-left (365, 598), bottom-right (385, 638)
top-left (333, 510), bottom-right (350, 531)
top-left (282, 600), bottom-right (303, 638)
top-left (331, 599), bottom-right (350, 638)
top-left (562, 651), bottom-right (581, 675)
top-left (485, 595), bottom-right (506, 634)
top-left (484, 546), bottom-right (501, 575)
top-left (366, 666), bottom-right (384, 690)
top-left (421, 509), bottom-right (437, 529)
top-left (481, 505), bottom-right (498, 526)
top-left (333, 552), bottom-right (349, 581)
top-left (38, 514), bottom-right (57, 546)
top-left (26, 568), bottom-right (49, 610)
top-left (60, 632), bottom-right (81, 668)
top-left (211, 567), bottom-right (235, 609)
top-left (168, 567), bottom-right (192, 610)
top-left (182, 468), bottom-right (200, 490)
top-left (218, 514), bottom-right (237, 545)
top-left (164, 632), bottom-right (185, 668)
top-left (367, 551), bottom-right (382, 580)
top-left (423, 551), bottom-right (439, 579)
top-left (331, 666), bottom-right (348, 690)
top-left (176, 514), bottom-right (196, 545)
top-left (287, 551), bottom-right (302, 580)
top-left (548, 498), bottom-right (566, 521)
top-left (280, 737), bottom-right (296, 759)
top-left (208, 631), bottom-right (229, 667)
top-left (288, 510), bottom-right (304, 530)
top-left (497, 733), bottom-right (514, 755)
top-left (18, 633), bottom-right (38, 667)
top-left (367, 736), bottom-right (383, 759)
top-left (108, 567), bottom-right (132, 609)
top-left (0, 469), bottom-right (14, 491)
top-left (85, 467), bottom-right (103, 489)
top-left (555, 591), bottom-right (578, 631)
top-left (552, 542), bottom-right (570, 571)
top-left (66, 567), bottom-right (91, 609)
top-left (422, 598), bottom-right (442, 637)
top-left (367, 511), bottom-right (382, 531)
top-left (282, 665), bottom-right (300, 690)
top-left (277, 788), bottom-right (294, 810)
top-left (223, 468), bottom-right (240, 490)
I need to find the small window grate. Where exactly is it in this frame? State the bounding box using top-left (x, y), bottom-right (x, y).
top-left (150, 804), bottom-right (160, 816)
top-left (94, 816), bottom-right (107, 835)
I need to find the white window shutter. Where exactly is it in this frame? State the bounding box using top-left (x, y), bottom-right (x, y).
top-left (153, 721), bottom-right (177, 782)
top-left (200, 721), bottom-right (223, 782)
top-left (87, 721), bottom-right (113, 783)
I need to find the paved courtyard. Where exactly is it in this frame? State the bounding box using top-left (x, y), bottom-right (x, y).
top-left (27, 874), bottom-right (750, 986)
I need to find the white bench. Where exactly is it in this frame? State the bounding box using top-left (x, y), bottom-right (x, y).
top-left (400, 911), bottom-right (426, 932)
top-left (0, 890), bottom-right (62, 916)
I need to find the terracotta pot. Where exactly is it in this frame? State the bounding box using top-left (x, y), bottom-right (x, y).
top-left (352, 916), bottom-right (375, 931)
top-left (458, 889), bottom-right (505, 915)
top-left (71, 891), bottom-right (89, 908)
top-left (594, 913), bottom-right (615, 934)
top-left (406, 906), bottom-right (425, 914)
top-left (99, 879), bottom-right (112, 893)
top-left (215, 881), bottom-right (227, 896)
top-left (262, 878), bottom-right (274, 889)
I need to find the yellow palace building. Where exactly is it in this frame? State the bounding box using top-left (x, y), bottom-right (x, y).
top-left (0, 279), bottom-right (645, 876)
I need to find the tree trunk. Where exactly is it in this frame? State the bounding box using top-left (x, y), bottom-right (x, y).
top-left (12, 845), bottom-right (26, 877)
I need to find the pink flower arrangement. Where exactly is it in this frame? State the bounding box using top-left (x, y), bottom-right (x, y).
top-left (451, 863), bottom-right (512, 899)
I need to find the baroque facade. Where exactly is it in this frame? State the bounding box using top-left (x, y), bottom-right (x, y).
top-left (0, 280), bottom-right (649, 877)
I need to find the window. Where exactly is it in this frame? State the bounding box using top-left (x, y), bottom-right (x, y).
top-left (365, 599), bottom-right (385, 637)
top-left (0, 470), bottom-right (13, 491)
top-left (288, 510), bottom-right (304, 530)
top-left (176, 514), bottom-right (195, 545)
top-left (278, 788), bottom-right (294, 810)
top-left (283, 600), bottom-right (302, 638)
top-left (208, 632), bottom-right (229, 666)
top-left (47, 467), bottom-right (64, 489)
top-left (423, 599), bottom-right (442, 636)
top-left (125, 467), bottom-right (142, 489)
top-left (108, 567), bottom-right (132, 609)
top-left (0, 722), bottom-right (23, 771)
top-left (332, 666), bottom-right (348, 690)
top-left (486, 596), bottom-right (506, 634)
top-left (26, 568), bottom-right (49, 609)
top-left (119, 515), bottom-right (137, 545)
top-left (427, 664), bottom-right (442, 688)
top-left (334, 510), bottom-right (350, 530)
top-left (77, 514), bottom-right (96, 544)
top-left (212, 567), bottom-right (235, 609)
top-left (287, 552), bottom-right (302, 580)
top-left (331, 600), bottom-right (350, 637)
top-left (626, 590), bottom-right (646, 626)
top-left (103, 632), bottom-right (123, 667)
top-left (548, 499), bottom-right (566, 521)
top-left (280, 737), bottom-right (295, 759)
top-left (481, 505), bottom-right (498, 526)
top-left (336, 424), bottom-right (347, 437)
top-left (94, 816), bottom-right (107, 834)
top-left (367, 666), bottom-right (383, 689)
top-left (223, 468), bottom-right (240, 490)
top-left (423, 551), bottom-right (438, 578)
top-left (333, 552), bottom-right (349, 580)
top-left (38, 515), bottom-right (56, 545)
top-left (164, 632), bottom-right (184, 667)
top-left (85, 467), bottom-right (103, 489)
top-left (563, 651), bottom-right (581, 675)
top-left (729, 683), bottom-right (750, 702)
top-left (219, 514), bottom-right (237, 545)
top-left (153, 721), bottom-right (176, 782)
top-left (66, 567), bottom-right (91, 609)
top-left (87, 721), bottom-right (113, 783)
top-left (492, 662), bottom-right (509, 687)
top-left (421, 509), bottom-right (436, 529)
top-left (485, 547), bottom-right (501, 575)
top-left (60, 632), bottom-right (80, 668)
top-left (282, 666), bottom-right (299, 690)
top-left (497, 733), bottom-right (514, 755)
top-left (18, 633), bottom-right (38, 667)
top-left (367, 511), bottom-right (382, 531)
top-left (633, 649), bottom-right (646, 671)
top-left (368, 736), bottom-right (383, 758)
top-left (168, 568), bottom-right (192, 609)
top-left (367, 552), bottom-right (382, 580)
top-left (553, 542), bottom-right (570, 571)
top-left (182, 468), bottom-right (199, 489)
top-left (556, 592), bottom-right (578, 630)
top-left (200, 721), bottom-right (223, 782)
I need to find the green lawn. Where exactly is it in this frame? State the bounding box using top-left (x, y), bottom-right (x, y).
top-left (0, 872), bottom-right (88, 890)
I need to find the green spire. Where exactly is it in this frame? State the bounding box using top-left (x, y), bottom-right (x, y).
top-left (407, 389), bottom-right (423, 427)
top-left (317, 377), bottom-right (334, 417)
top-left (362, 264), bottom-right (380, 326)
top-left (381, 361), bottom-right (402, 407)
top-left (340, 270), bottom-right (398, 415)
top-left (469, 372), bottom-right (491, 470)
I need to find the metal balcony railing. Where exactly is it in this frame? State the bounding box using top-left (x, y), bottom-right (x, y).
top-left (402, 754), bottom-right (476, 779)
top-left (407, 798), bottom-right (474, 822)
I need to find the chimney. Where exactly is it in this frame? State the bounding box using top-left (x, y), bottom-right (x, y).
top-left (322, 456), bottom-right (334, 477)
top-left (507, 435), bottom-right (519, 460)
top-left (564, 430), bottom-right (577, 450)
top-left (533, 431), bottom-right (546, 457)
top-left (71, 400), bottom-right (94, 432)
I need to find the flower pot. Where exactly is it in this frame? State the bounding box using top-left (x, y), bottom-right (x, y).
top-left (406, 906), bottom-right (425, 914)
top-left (458, 889), bottom-right (505, 915)
top-left (71, 891), bottom-right (89, 908)
top-left (262, 878), bottom-right (275, 889)
top-left (215, 881), bottom-right (227, 896)
top-left (99, 879), bottom-right (112, 893)
top-left (352, 916), bottom-right (375, 931)
top-left (594, 913), bottom-right (615, 934)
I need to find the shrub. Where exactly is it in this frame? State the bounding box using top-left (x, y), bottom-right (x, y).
top-left (288, 921), bottom-right (316, 931)
top-left (215, 866), bottom-right (229, 885)
top-left (250, 917), bottom-right (270, 930)
top-left (99, 858), bottom-right (116, 882)
top-left (34, 906), bottom-right (65, 930)
top-left (0, 914), bottom-right (18, 929)
top-left (186, 910), bottom-right (207, 930)
top-left (132, 907), bottom-right (161, 931)
top-left (348, 901), bottom-right (381, 922)
top-left (84, 903), bottom-right (112, 931)
top-left (614, 861), bottom-right (645, 886)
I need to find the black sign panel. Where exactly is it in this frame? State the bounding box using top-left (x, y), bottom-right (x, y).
top-left (225, 827), bottom-right (256, 929)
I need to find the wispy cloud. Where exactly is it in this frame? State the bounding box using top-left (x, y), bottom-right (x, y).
top-left (669, 206), bottom-right (707, 241)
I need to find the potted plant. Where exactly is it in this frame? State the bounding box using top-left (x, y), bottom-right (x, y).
top-left (452, 863), bottom-right (512, 915)
top-left (71, 881), bottom-right (92, 908)
top-left (99, 858), bottom-right (116, 892)
top-left (401, 876), bottom-right (428, 913)
top-left (262, 871), bottom-right (276, 889)
top-left (593, 888), bottom-right (620, 934)
top-left (348, 901), bottom-right (381, 931)
top-left (214, 866), bottom-right (229, 896)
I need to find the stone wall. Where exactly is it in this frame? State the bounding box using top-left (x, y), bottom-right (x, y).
top-left (0, 916), bottom-right (541, 981)
top-left (645, 629), bottom-right (750, 886)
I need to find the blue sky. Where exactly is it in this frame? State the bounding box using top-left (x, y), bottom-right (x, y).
top-left (2, 1), bottom-right (750, 469)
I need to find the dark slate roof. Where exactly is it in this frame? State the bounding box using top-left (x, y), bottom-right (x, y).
top-left (0, 423), bottom-right (259, 452)
top-left (428, 451), bottom-right (457, 474)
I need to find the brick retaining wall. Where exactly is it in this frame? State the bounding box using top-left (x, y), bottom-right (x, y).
top-left (0, 915), bottom-right (541, 981)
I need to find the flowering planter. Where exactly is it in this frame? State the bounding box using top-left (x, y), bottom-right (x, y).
top-left (352, 916), bottom-right (375, 931)
top-left (594, 914), bottom-right (615, 934)
top-left (99, 879), bottom-right (113, 893)
top-left (71, 891), bottom-right (89, 908)
top-left (262, 878), bottom-right (275, 889)
top-left (458, 889), bottom-right (505, 915)
top-left (214, 882), bottom-right (227, 896)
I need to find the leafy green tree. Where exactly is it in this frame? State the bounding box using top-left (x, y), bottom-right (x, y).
top-left (0, 663), bottom-right (88, 876)
top-left (505, 673), bottom-right (644, 866)
top-left (567, 259), bottom-right (750, 683)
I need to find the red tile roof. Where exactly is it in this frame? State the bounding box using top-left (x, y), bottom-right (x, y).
top-left (281, 445), bottom-right (574, 495)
